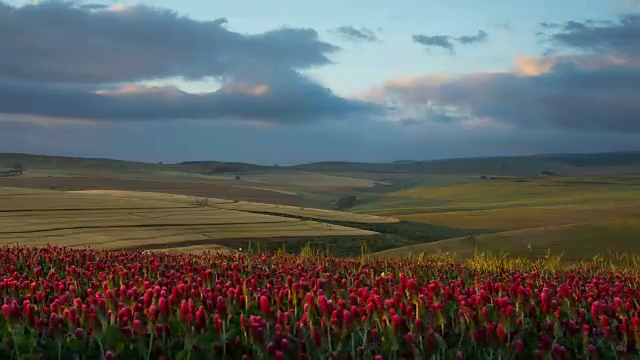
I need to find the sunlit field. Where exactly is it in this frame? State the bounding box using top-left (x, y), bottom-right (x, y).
top-left (0, 187), bottom-right (382, 254)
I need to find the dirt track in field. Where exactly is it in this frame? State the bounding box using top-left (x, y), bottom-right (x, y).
top-left (0, 176), bottom-right (306, 206)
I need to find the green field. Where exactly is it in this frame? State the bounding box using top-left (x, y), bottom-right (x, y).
top-left (370, 176), bottom-right (640, 261)
top-left (364, 176), bottom-right (640, 213)
top-left (3, 152), bottom-right (640, 262)
top-left (374, 218), bottom-right (640, 262)
top-left (394, 205), bottom-right (640, 231)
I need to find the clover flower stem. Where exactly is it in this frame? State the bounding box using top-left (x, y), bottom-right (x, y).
top-left (186, 340), bottom-right (192, 360)
top-left (223, 320), bottom-right (227, 359)
top-left (95, 335), bottom-right (105, 359)
top-left (361, 327), bottom-right (368, 355)
top-left (351, 332), bottom-right (356, 360)
top-left (6, 326), bottom-right (21, 360)
top-left (146, 329), bottom-right (155, 360)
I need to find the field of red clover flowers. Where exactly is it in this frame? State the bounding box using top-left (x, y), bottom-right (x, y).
top-left (1, 246), bottom-right (640, 360)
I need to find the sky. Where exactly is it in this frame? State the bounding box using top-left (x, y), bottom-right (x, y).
top-left (1, 0), bottom-right (640, 164)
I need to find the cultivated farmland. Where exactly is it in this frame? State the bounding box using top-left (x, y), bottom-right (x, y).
top-left (73, 190), bottom-right (399, 223)
top-left (0, 187), bottom-right (379, 254)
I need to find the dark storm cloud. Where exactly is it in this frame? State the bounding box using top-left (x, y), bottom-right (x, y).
top-left (371, 15), bottom-right (640, 134)
top-left (4, 114), bottom-right (639, 164)
top-left (0, 1), bottom-right (382, 124)
top-left (0, 69), bottom-right (379, 124)
top-left (332, 26), bottom-right (380, 42)
top-left (412, 29), bottom-right (488, 53)
top-left (0, 1), bottom-right (338, 84)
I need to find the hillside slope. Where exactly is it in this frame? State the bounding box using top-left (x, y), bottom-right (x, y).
top-left (374, 218), bottom-right (640, 262)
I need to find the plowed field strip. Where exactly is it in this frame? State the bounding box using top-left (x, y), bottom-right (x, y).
top-left (0, 220), bottom-right (298, 235)
top-left (0, 207), bottom-right (194, 213)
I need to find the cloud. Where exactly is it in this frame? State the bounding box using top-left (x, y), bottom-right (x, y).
top-left (412, 35), bottom-right (455, 52)
top-left (0, 1), bottom-right (338, 83)
top-left (456, 30), bottom-right (488, 44)
top-left (368, 15), bottom-right (640, 134)
top-left (332, 26), bottom-right (380, 43)
top-left (5, 112), bottom-right (639, 164)
top-left (0, 68), bottom-right (379, 124)
top-left (0, 1), bottom-right (381, 124)
top-left (412, 29), bottom-right (489, 53)
top-left (544, 14), bottom-right (640, 57)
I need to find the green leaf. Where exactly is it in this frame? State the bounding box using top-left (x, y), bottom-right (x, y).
top-left (434, 332), bottom-right (448, 351)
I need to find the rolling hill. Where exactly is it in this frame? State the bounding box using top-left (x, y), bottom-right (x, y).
top-left (3, 151), bottom-right (640, 177)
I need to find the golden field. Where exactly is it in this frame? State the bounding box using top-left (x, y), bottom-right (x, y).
top-left (0, 187), bottom-right (382, 253)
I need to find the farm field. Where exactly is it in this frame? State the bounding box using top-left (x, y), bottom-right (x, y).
top-left (0, 176), bottom-right (307, 206)
top-left (0, 153), bottom-right (411, 209)
top-left (362, 176), bottom-right (640, 260)
top-left (0, 187), bottom-right (380, 254)
top-left (395, 204), bottom-right (640, 231)
top-left (1, 245), bottom-right (639, 359)
top-left (362, 176), bottom-right (640, 214)
top-left (233, 171), bottom-right (385, 188)
top-left (0, 172), bottom-right (403, 210)
top-left (2, 153), bottom-right (640, 262)
top-left (73, 190), bottom-right (399, 223)
top-left (375, 217), bottom-right (640, 261)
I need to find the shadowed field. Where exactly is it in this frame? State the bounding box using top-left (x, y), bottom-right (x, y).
top-left (374, 218), bottom-right (640, 262)
top-left (0, 176), bottom-right (307, 206)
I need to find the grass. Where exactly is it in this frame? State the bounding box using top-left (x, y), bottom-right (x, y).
top-left (362, 176), bottom-right (640, 262)
top-left (395, 204), bottom-right (640, 231)
top-left (239, 171), bottom-right (381, 188)
top-left (214, 201), bottom-right (399, 223)
top-left (374, 217), bottom-right (640, 263)
top-left (385, 177), bottom-right (640, 210)
top-left (362, 176), bottom-right (640, 229)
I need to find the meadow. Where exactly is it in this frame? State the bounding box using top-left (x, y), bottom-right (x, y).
top-left (1, 153), bottom-right (640, 358)
top-left (1, 245), bottom-right (640, 359)
top-left (374, 218), bottom-right (640, 262)
top-left (364, 176), bottom-right (640, 261)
